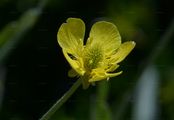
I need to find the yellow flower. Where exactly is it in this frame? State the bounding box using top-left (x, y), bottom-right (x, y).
top-left (57, 18), bottom-right (135, 89)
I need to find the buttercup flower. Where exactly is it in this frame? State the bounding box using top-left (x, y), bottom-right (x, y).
top-left (57, 18), bottom-right (135, 89)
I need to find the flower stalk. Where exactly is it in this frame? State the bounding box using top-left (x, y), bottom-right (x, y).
top-left (39, 78), bottom-right (82, 120)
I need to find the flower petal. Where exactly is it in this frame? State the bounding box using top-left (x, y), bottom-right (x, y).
top-left (57, 18), bottom-right (85, 55)
top-left (111, 41), bottom-right (136, 64)
top-left (87, 21), bottom-right (121, 55)
top-left (63, 49), bottom-right (85, 76)
top-left (88, 68), bottom-right (122, 82)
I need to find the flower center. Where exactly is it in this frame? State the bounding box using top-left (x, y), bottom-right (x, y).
top-left (83, 44), bottom-right (103, 70)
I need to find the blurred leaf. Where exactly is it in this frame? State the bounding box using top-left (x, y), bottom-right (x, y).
top-left (93, 81), bottom-right (112, 120)
top-left (108, 2), bottom-right (155, 50)
top-left (133, 65), bottom-right (159, 120)
top-left (16, 0), bottom-right (40, 11)
top-left (162, 80), bottom-right (174, 103)
top-left (0, 7), bottom-right (41, 63)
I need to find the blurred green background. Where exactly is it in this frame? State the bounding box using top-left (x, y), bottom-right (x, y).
top-left (0, 0), bottom-right (174, 120)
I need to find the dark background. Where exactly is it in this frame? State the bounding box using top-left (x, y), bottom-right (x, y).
top-left (0, 0), bottom-right (174, 120)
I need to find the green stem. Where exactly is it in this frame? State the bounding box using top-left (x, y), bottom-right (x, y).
top-left (39, 78), bottom-right (82, 120)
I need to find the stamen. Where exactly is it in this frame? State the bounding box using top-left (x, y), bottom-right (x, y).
top-left (84, 45), bottom-right (103, 70)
